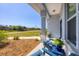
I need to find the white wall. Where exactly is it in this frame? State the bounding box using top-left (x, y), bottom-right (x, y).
top-left (47, 15), bottom-right (60, 38)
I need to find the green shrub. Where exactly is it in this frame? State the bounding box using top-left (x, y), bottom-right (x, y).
top-left (14, 36), bottom-right (19, 40)
top-left (1, 39), bottom-right (9, 44)
top-left (0, 31), bottom-right (8, 43)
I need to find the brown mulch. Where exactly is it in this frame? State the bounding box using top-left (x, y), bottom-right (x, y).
top-left (0, 39), bottom-right (40, 56)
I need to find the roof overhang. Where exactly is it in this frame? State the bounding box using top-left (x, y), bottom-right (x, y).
top-left (29, 3), bottom-right (62, 16)
top-left (29, 3), bottom-right (44, 14)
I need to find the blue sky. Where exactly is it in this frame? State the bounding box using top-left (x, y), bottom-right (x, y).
top-left (0, 3), bottom-right (41, 28)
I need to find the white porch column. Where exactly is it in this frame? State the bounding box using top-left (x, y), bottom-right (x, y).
top-left (40, 10), bottom-right (47, 42)
top-left (62, 4), bottom-right (69, 55)
top-left (62, 4), bottom-right (66, 41)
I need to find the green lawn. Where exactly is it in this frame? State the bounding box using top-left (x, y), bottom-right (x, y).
top-left (4, 30), bottom-right (40, 37)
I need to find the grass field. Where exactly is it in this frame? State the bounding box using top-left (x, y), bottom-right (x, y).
top-left (4, 30), bottom-right (40, 37)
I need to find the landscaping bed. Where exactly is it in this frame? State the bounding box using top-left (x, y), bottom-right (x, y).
top-left (0, 39), bottom-right (40, 56)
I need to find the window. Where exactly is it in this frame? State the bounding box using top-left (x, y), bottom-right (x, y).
top-left (67, 17), bottom-right (76, 45)
top-left (67, 4), bottom-right (76, 18)
top-left (66, 3), bottom-right (76, 46)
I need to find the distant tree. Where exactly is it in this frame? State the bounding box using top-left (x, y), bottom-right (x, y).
top-left (0, 25), bottom-right (40, 31)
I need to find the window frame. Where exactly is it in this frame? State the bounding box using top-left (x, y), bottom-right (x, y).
top-left (65, 3), bottom-right (77, 47)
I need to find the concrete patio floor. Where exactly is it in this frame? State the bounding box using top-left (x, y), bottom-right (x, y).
top-left (27, 43), bottom-right (43, 56)
top-left (27, 42), bottom-right (49, 56)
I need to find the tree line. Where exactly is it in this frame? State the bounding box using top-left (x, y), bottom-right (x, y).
top-left (0, 25), bottom-right (40, 31)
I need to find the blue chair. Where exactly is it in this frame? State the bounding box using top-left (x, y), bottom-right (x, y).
top-left (31, 40), bottom-right (66, 56)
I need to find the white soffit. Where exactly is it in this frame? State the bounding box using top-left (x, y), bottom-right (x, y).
top-left (29, 3), bottom-right (44, 14)
top-left (45, 3), bottom-right (62, 15)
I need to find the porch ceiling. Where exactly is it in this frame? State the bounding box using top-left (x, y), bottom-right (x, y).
top-left (29, 3), bottom-right (62, 16)
top-left (45, 3), bottom-right (62, 15)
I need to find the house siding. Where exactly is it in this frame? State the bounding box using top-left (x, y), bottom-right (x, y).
top-left (47, 15), bottom-right (60, 38)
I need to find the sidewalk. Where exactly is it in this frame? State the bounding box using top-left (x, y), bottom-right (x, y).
top-left (7, 36), bottom-right (41, 40)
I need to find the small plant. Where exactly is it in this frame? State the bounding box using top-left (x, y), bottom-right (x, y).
top-left (52, 38), bottom-right (64, 46)
top-left (14, 36), bottom-right (19, 40)
top-left (48, 33), bottom-right (52, 38)
top-left (35, 39), bottom-right (39, 41)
